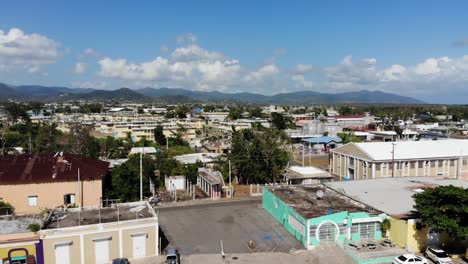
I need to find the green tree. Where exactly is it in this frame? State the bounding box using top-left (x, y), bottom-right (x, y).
top-left (227, 108), bottom-right (242, 121)
top-left (34, 123), bottom-right (61, 152)
top-left (99, 136), bottom-right (127, 159)
top-left (4, 103), bottom-right (29, 124)
top-left (67, 123), bottom-right (100, 158)
top-left (249, 106), bottom-right (263, 118)
top-left (271, 112), bottom-right (290, 130)
top-left (106, 154), bottom-right (157, 202)
top-left (413, 185), bottom-right (468, 237)
top-left (231, 127), bottom-right (289, 183)
top-left (154, 125), bottom-right (167, 146)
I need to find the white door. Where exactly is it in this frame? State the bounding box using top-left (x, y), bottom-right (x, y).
top-left (94, 239), bottom-right (110, 264)
top-left (133, 234), bottom-right (146, 258)
top-left (55, 243), bottom-right (71, 264)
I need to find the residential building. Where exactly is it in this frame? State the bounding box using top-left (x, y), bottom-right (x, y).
top-left (330, 140), bottom-right (468, 180)
top-left (197, 168), bottom-right (224, 199)
top-left (283, 166), bottom-right (333, 185)
top-left (0, 153), bottom-right (109, 214)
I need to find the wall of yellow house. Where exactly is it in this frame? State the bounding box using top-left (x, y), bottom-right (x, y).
top-left (388, 216), bottom-right (408, 248)
top-left (0, 244), bottom-right (36, 260)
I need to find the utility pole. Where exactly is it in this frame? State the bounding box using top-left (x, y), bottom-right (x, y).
top-left (302, 142), bottom-right (305, 167)
top-left (391, 143), bottom-right (396, 177)
top-left (140, 152), bottom-right (143, 201)
top-left (228, 160), bottom-right (232, 198)
top-left (77, 168), bottom-right (81, 209)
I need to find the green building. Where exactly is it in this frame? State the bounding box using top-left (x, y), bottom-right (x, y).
top-left (262, 185), bottom-right (386, 249)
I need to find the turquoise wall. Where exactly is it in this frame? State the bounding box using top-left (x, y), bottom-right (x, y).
top-left (262, 187), bottom-right (385, 248)
top-left (262, 188), bottom-right (309, 248)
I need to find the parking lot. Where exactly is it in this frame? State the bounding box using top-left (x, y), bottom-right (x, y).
top-left (157, 199), bottom-right (304, 255)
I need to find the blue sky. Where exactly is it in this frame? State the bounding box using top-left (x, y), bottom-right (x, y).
top-left (1, 0), bottom-right (468, 103)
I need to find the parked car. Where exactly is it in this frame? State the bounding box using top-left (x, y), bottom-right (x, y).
top-left (112, 258), bottom-right (130, 264)
top-left (165, 248), bottom-right (180, 264)
top-left (393, 254), bottom-right (428, 264)
top-left (424, 247), bottom-right (452, 264)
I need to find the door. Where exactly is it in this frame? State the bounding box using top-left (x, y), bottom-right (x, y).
top-left (55, 243), bottom-right (71, 264)
top-left (132, 233), bottom-right (147, 258)
top-left (94, 239), bottom-right (110, 264)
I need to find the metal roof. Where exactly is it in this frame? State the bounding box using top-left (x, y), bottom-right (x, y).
top-left (348, 139), bottom-right (468, 161)
top-left (303, 136), bottom-right (342, 144)
top-left (325, 177), bottom-right (468, 217)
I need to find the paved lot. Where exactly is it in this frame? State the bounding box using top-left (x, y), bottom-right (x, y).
top-left (132, 244), bottom-right (355, 264)
top-left (157, 199), bottom-right (304, 255)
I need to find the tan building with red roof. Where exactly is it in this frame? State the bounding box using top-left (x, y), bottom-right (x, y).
top-left (0, 153), bottom-right (109, 214)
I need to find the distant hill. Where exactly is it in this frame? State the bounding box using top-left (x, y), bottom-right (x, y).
top-left (0, 82), bottom-right (424, 104)
top-left (137, 87), bottom-right (424, 104)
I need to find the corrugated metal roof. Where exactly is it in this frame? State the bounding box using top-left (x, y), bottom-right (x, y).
top-left (0, 153), bottom-right (109, 185)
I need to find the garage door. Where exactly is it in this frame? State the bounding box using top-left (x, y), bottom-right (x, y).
top-left (132, 233), bottom-right (147, 258)
top-left (94, 238), bottom-right (110, 264)
top-left (54, 242), bottom-right (71, 264)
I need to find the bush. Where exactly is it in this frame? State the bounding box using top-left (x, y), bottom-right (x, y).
top-left (27, 223), bottom-right (40, 232)
top-left (0, 201), bottom-right (14, 215)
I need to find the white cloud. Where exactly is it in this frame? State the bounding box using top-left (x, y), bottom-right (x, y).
top-left (171, 45), bottom-right (223, 62)
top-left (177, 33), bottom-right (197, 44)
top-left (0, 27), bottom-right (61, 72)
top-left (74, 62), bottom-right (86, 74)
top-left (78, 48), bottom-right (101, 59)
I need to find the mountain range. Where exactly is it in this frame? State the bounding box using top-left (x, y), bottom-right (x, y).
top-left (0, 82), bottom-right (424, 104)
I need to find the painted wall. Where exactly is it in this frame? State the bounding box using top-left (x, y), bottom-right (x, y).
top-left (0, 180), bottom-right (102, 214)
top-left (262, 188), bottom-right (308, 248)
top-left (263, 188), bottom-right (384, 248)
top-left (41, 221), bottom-right (159, 264)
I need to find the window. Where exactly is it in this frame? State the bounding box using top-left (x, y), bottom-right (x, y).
top-left (351, 224), bottom-right (359, 234)
top-left (339, 225), bottom-right (347, 235)
top-left (28, 195), bottom-right (38, 206)
top-left (64, 194), bottom-right (76, 205)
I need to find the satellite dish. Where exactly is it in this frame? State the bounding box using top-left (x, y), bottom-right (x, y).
top-left (316, 190), bottom-right (324, 199)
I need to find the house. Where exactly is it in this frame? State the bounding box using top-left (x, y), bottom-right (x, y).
top-left (0, 153), bottom-right (109, 214)
top-left (330, 140), bottom-right (468, 180)
top-left (262, 185), bottom-right (386, 249)
top-left (197, 168), bottom-right (224, 199)
top-left (283, 166), bottom-right (333, 185)
top-left (40, 201), bottom-right (159, 264)
top-left (325, 177), bottom-right (468, 253)
top-left (370, 131), bottom-right (398, 142)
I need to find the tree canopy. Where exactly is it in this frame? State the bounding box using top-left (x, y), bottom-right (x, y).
top-left (230, 127), bottom-right (289, 184)
top-left (413, 185), bottom-right (468, 237)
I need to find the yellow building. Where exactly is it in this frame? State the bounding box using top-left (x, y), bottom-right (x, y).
top-left (0, 232), bottom-right (40, 264)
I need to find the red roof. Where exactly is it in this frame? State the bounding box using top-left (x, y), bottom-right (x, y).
top-left (0, 153), bottom-right (109, 185)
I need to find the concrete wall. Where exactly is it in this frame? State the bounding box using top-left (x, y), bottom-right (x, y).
top-left (0, 180), bottom-right (102, 214)
top-left (41, 220), bottom-right (159, 264)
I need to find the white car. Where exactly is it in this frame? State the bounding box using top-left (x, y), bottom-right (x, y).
top-left (393, 254), bottom-right (428, 264)
top-left (424, 247), bottom-right (452, 264)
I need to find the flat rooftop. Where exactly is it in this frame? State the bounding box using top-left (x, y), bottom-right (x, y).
top-left (266, 185), bottom-right (377, 219)
top-left (45, 202), bottom-right (155, 229)
top-left (0, 216), bottom-right (41, 235)
top-left (324, 177), bottom-right (468, 218)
